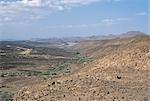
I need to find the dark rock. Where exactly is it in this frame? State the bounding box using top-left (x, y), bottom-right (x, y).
top-left (63, 95), bottom-right (65, 98)
top-left (52, 82), bottom-right (55, 85)
top-left (117, 76), bottom-right (121, 79)
top-left (107, 91), bottom-right (110, 94)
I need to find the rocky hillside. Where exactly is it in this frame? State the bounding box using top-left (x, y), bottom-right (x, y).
top-left (14, 35), bottom-right (150, 101)
top-left (73, 33), bottom-right (148, 58)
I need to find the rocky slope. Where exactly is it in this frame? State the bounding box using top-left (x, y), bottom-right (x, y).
top-left (14, 35), bottom-right (150, 101)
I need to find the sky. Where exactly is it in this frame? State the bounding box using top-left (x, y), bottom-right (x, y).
top-left (0, 0), bottom-right (149, 40)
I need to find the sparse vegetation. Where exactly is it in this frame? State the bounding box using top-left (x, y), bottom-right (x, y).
top-left (0, 91), bottom-right (13, 101)
top-left (41, 54), bottom-right (93, 78)
top-left (42, 63), bottom-right (70, 77)
top-left (72, 54), bottom-right (93, 64)
top-left (0, 71), bottom-right (41, 77)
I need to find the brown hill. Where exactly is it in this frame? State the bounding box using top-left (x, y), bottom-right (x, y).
top-left (14, 35), bottom-right (150, 101)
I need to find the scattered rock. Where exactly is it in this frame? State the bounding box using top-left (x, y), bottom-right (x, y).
top-left (63, 95), bottom-right (65, 98)
top-left (117, 76), bottom-right (121, 79)
top-left (57, 80), bottom-right (62, 84)
top-left (52, 82), bottom-right (55, 85)
top-left (107, 91), bottom-right (110, 94)
top-left (43, 91), bottom-right (49, 96)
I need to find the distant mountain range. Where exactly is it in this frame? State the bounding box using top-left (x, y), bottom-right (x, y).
top-left (32, 31), bottom-right (147, 42)
top-left (0, 31), bottom-right (147, 43)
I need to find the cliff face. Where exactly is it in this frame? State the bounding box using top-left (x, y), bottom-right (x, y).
top-left (14, 35), bottom-right (150, 101)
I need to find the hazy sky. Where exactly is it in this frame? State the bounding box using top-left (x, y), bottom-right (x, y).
top-left (0, 0), bottom-right (149, 40)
